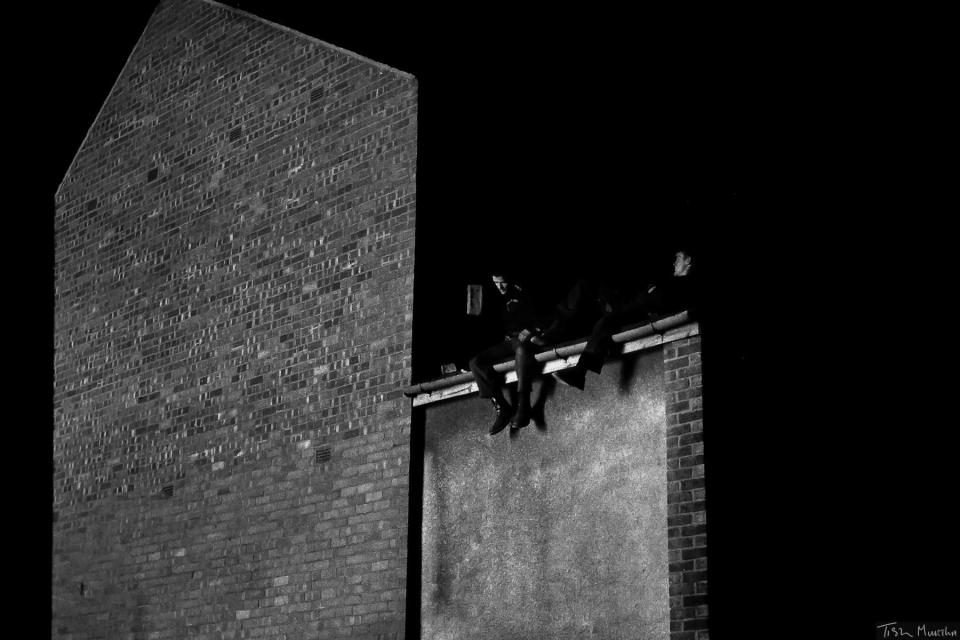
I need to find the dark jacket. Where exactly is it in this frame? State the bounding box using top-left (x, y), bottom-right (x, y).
top-left (647, 270), bottom-right (700, 317)
top-left (499, 285), bottom-right (540, 339)
top-left (541, 271), bottom-right (700, 343)
top-left (540, 278), bottom-right (623, 343)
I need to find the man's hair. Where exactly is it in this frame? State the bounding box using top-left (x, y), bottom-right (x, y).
top-left (673, 245), bottom-right (699, 268)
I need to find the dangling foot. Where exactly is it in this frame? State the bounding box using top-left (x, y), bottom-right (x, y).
top-left (488, 396), bottom-right (515, 435)
top-left (553, 367), bottom-right (586, 390)
top-left (578, 351), bottom-right (603, 375)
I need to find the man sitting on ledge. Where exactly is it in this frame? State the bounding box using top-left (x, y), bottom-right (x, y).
top-left (468, 270), bottom-right (547, 435)
top-left (551, 248), bottom-right (700, 391)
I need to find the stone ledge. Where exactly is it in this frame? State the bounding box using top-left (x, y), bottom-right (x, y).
top-left (405, 310), bottom-right (698, 407)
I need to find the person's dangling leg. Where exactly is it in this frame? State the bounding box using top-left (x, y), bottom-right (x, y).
top-left (469, 341), bottom-right (516, 434)
top-left (554, 313), bottom-right (615, 390)
top-left (513, 339), bottom-right (539, 428)
top-left (581, 313), bottom-right (620, 373)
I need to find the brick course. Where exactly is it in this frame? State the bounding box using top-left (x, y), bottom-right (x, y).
top-left (664, 336), bottom-right (709, 640)
top-left (52, 0), bottom-right (417, 637)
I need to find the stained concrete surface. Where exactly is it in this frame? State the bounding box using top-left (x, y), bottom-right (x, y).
top-left (420, 349), bottom-right (669, 640)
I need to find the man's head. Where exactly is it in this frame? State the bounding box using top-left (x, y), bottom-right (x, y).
top-left (491, 269), bottom-right (524, 296)
top-left (491, 273), bottom-right (512, 296)
top-left (673, 250), bottom-right (693, 277)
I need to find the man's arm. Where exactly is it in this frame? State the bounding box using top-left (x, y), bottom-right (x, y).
top-left (517, 327), bottom-right (547, 346)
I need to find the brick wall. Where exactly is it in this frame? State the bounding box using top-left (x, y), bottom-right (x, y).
top-left (664, 337), bottom-right (708, 639)
top-left (52, 0), bottom-right (417, 637)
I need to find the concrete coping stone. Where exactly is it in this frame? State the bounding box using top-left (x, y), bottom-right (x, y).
top-left (404, 310), bottom-right (698, 407)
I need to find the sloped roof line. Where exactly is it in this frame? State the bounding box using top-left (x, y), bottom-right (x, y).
top-left (56, 0), bottom-right (415, 199)
top-left (55, 3), bottom-right (160, 200)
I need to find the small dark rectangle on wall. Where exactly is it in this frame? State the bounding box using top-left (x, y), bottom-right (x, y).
top-left (161, 485), bottom-right (174, 498)
top-left (441, 363), bottom-right (458, 376)
top-left (315, 446), bottom-right (332, 464)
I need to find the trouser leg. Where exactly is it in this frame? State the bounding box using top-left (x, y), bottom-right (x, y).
top-left (469, 341), bottom-right (515, 399)
top-left (580, 314), bottom-right (619, 373)
top-left (471, 340), bottom-right (519, 434)
top-left (513, 338), bottom-right (542, 427)
top-left (513, 338), bottom-right (540, 393)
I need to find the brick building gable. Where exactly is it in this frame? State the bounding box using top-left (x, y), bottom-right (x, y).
top-left (52, 0), bottom-right (417, 636)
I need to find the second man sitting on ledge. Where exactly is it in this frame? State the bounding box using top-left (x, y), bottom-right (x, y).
top-left (550, 248), bottom-right (700, 391)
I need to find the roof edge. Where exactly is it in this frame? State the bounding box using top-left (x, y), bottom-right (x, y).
top-left (404, 311), bottom-right (699, 407)
top-left (55, 0), bottom-right (416, 201)
top-left (55, 2), bottom-right (161, 200)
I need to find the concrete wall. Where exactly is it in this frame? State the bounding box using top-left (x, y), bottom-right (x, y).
top-left (52, 0), bottom-right (417, 637)
top-left (420, 349), bottom-right (671, 640)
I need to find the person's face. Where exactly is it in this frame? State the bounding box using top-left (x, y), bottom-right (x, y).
top-left (491, 275), bottom-right (511, 295)
top-left (673, 251), bottom-right (692, 276)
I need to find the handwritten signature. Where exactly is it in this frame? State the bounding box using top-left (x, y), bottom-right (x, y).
top-left (877, 622), bottom-right (959, 638)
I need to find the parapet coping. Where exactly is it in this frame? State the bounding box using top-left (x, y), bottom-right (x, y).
top-left (404, 311), bottom-right (699, 407)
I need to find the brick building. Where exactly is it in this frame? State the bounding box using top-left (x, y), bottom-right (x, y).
top-left (53, 0), bottom-right (417, 636)
top-left (53, 1), bottom-right (709, 638)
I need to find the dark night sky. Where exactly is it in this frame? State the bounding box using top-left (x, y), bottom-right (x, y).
top-left (27, 1), bottom-right (957, 631)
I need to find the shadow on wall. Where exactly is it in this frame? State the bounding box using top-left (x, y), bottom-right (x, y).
top-left (418, 350), bottom-right (671, 640)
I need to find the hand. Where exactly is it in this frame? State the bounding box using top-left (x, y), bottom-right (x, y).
top-left (517, 328), bottom-right (533, 343)
top-left (530, 335), bottom-right (547, 347)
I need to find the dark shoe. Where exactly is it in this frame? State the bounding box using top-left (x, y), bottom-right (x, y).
top-left (488, 397), bottom-right (515, 435)
top-left (553, 367), bottom-right (585, 390)
top-left (514, 391), bottom-right (531, 428)
top-left (578, 352), bottom-right (603, 374)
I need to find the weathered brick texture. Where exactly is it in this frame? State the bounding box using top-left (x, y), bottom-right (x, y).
top-left (52, 0), bottom-right (417, 637)
top-left (664, 336), bottom-right (708, 640)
